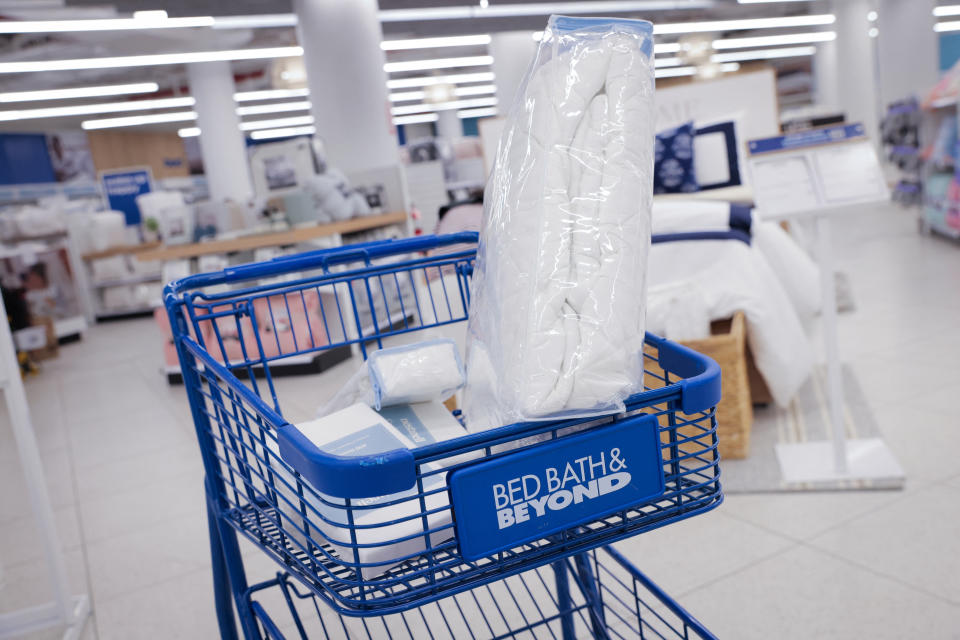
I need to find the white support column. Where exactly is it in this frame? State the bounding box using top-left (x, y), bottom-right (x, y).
top-left (293, 0), bottom-right (398, 174)
top-left (187, 61), bottom-right (254, 204)
top-left (832, 0), bottom-right (882, 138)
top-left (435, 109), bottom-right (461, 140)
top-left (876, 0), bottom-right (938, 106)
top-left (490, 31), bottom-right (537, 113)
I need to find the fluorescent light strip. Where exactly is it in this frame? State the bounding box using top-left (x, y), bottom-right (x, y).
top-left (234, 88), bottom-right (309, 102)
top-left (211, 14), bottom-right (298, 29)
top-left (384, 55), bottom-right (493, 73)
top-left (380, 1), bottom-right (711, 21)
top-left (391, 96), bottom-right (497, 116)
top-left (458, 107), bottom-right (498, 119)
top-left (0, 46), bottom-right (303, 74)
top-left (0, 15), bottom-right (215, 33)
top-left (711, 46), bottom-right (816, 63)
top-left (178, 127), bottom-right (201, 138)
top-left (713, 31), bottom-right (836, 49)
top-left (235, 100), bottom-right (311, 116)
top-left (250, 125), bottom-right (316, 140)
top-left (390, 84), bottom-right (496, 102)
top-left (935, 5), bottom-right (960, 17)
top-left (934, 20), bottom-right (960, 32)
top-left (737, 0), bottom-right (812, 3)
top-left (655, 62), bottom-right (740, 79)
top-left (655, 14), bottom-right (835, 35)
top-left (0, 82), bottom-right (159, 103)
top-left (393, 113), bottom-right (440, 125)
top-left (654, 57), bottom-right (683, 68)
top-left (0, 96), bottom-right (195, 122)
top-left (241, 115), bottom-right (314, 131)
top-left (386, 71), bottom-right (495, 89)
top-left (82, 111), bottom-right (198, 130)
top-left (381, 35), bottom-right (491, 51)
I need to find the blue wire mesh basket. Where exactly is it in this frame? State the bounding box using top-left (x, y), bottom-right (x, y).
top-left (166, 232), bottom-right (723, 618)
top-left (245, 546), bottom-right (717, 639)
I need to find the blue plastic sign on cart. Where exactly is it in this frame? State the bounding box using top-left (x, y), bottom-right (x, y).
top-left (449, 414), bottom-right (665, 561)
top-left (99, 167), bottom-right (153, 225)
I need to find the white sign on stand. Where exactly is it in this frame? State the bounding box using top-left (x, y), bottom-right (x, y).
top-left (748, 123), bottom-right (904, 487)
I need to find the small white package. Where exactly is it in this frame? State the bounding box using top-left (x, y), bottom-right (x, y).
top-left (279, 401), bottom-right (469, 579)
top-left (318, 338), bottom-right (465, 416)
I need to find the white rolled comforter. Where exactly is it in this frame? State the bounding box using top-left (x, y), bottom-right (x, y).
top-left (464, 18), bottom-right (654, 429)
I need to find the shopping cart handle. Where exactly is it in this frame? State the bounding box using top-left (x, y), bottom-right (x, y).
top-left (647, 333), bottom-right (722, 414)
top-left (277, 423), bottom-right (416, 499)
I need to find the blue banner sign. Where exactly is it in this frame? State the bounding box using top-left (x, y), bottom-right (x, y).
top-left (748, 123), bottom-right (866, 156)
top-left (100, 167), bottom-right (153, 225)
top-left (449, 414), bottom-right (665, 560)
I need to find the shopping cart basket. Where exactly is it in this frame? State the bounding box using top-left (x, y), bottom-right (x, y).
top-left (165, 232), bottom-right (722, 639)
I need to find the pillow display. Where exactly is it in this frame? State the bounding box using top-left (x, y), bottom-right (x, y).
top-left (694, 120), bottom-right (743, 190)
top-left (654, 122), bottom-right (698, 194)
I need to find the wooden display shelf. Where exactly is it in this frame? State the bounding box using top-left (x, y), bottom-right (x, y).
top-left (82, 241), bottom-right (162, 261)
top-left (135, 211), bottom-right (408, 262)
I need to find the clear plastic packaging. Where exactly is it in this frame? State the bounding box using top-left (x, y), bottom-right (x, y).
top-left (463, 16), bottom-right (655, 430)
top-left (319, 338), bottom-right (465, 415)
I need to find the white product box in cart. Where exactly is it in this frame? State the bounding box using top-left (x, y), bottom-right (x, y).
top-left (277, 402), bottom-right (470, 579)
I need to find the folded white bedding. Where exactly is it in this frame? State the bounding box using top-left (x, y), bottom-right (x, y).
top-left (464, 18), bottom-right (654, 429)
top-left (647, 238), bottom-right (813, 407)
top-left (652, 199), bottom-right (821, 323)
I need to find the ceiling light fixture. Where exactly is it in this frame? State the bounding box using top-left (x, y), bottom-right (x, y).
top-left (457, 107), bottom-right (498, 119)
top-left (391, 96), bottom-right (497, 116)
top-left (81, 110), bottom-right (198, 130)
top-left (0, 14), bottom-right (215, 33)
top-left (710, 45), bottom-right (817, 63)
top-left (233, 88), bottom-right (309, 102)
top-left (235, 100), bottom-right (311, 116)
top-left (386, 71), bottom-right (495, 89)
top-left (655, 62), bottom-right (740, 78)
top-left (240, 115), bottom-right (314, 131)
top-left (392, 113), bottom-right (440, 125)
top-left (654, 57), bottom-right (683, 68)
top-left (389, 84), bottom-right (496, 103)
top-left (383, 55), bottom-right (493, 73)
top-left (736, 0), bottom-right (812, 3)
top-left (250, 125), bottom-right (316, 140)
top-left (934, 20), bottom-right (960, 32)
top-left (379, 1), bottom-right (712, 22)
top-left (178, 127), bottom-right (201, 138)
top-left (0, 46), bottom-right (303, 74)
top-left (934, 5), bottom-right (960, 17)
top-left (0, 96), bottom-right (195, 122)
top-left (712, 31), bottom-right (836, 49)
top-left (0, 82), bottom-right (159, 103)
top-left (381, 35), bottom-right (492, 51)
top-left (211, 14), bottom-right (299, 29)
top-left (654, 14), bottom-right (835, 35)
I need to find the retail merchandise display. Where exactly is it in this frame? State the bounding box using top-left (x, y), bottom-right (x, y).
top-left (464, 16), bottom-right (655, 429)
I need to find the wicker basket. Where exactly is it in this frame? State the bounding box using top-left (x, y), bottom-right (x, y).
top-left (646, 312), bottom-right (753, 459)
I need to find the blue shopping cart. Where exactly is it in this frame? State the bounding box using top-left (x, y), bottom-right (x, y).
top-left (165, 232), bottom-right (723, 639)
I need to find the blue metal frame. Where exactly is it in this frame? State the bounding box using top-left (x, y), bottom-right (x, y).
top-left (165, 233), bottom-right (723, 637)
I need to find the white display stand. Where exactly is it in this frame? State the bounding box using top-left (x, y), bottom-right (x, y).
top-left (748, 123), bottom-right (905, 486)
top-left (0, 295), bottom-right (90, 639)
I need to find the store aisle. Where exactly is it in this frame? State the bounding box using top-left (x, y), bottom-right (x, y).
top-left (1, 204), bottom-right (958, 639)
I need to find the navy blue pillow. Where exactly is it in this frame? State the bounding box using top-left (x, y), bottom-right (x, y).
top-left (654, 122), bottom-right (698, 194)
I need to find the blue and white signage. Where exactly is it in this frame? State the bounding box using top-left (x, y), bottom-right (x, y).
top-left (748, 123), bottom-right (866, 156)
top-left (449, 414), bottom-right (664, 560)
top-left (100, 167), bottom-right (153, 225)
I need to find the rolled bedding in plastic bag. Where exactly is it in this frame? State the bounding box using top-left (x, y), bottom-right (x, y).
top-left (464, 16), bottom-right (655, 430)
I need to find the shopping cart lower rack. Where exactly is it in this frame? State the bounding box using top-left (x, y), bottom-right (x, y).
top-left (165, 232), bottom-right (723, 639)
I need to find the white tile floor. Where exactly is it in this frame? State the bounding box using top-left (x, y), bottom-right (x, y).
top-left (1, 203), bottom-right (958, 639)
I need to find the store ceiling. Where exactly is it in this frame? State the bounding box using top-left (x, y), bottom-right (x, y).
top-left (0, 0), bottom-right (832, 133)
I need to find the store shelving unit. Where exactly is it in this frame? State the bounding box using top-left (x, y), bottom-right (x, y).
top-left (80, 242), bottom-right (163, 321)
